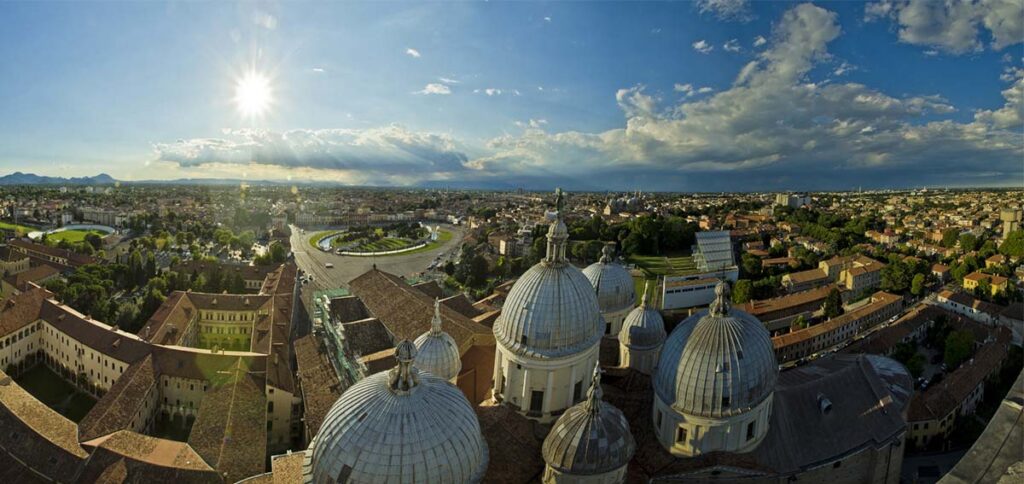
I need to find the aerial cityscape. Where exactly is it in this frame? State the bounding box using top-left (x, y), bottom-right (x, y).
top-left (0, 1), bottom-right (1021, 484)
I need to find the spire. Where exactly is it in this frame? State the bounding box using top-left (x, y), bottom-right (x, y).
top-left (430, 297), bottom-right (443, 336)
top-left (544, 188), bottom-right (569, 265)
top-left (388, 340), bottom-right (420, 394)
top-left (640, 280), bottom-right (650, 308)
top-left (584, 362), bottom-right (604, 415)
top-left (709, 281), bottom-right (731, 317)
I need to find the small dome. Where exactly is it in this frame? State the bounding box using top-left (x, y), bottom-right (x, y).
top-left (542, 364), bottom-right (635, 475)
top-left (494, 189), bottom-right (603, 358)
top-left (619, 286), bottom-right (666, 349)
top-left (582, 245), bottom-right (636, 314)
top-left (311, 341), bottom-right (488, 483)
top-left (415, 298), bottom-right (462, 381)
top-left (653, 282), bottom-right (778, 418)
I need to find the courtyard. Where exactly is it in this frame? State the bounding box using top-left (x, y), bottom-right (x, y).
top-left (14, 364), bottom-right (97, 423)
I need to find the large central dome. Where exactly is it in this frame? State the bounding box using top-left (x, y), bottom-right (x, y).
top-left (494, 193), bottom-right (603, 358)
top-left (654, 282), bottom-right (778, 418)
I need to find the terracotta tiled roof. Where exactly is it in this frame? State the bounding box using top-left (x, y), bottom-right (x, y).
top-left (349, 270), bottom-right (493, 354)
top-left (187, 363), bottom-right (268, 483)
top-left (0, 286), bottom-right (49, 337)
top-left (293, 335), bottom-right (344, 439)
top-left (2, 264), bottom-right (59, 290)
top-left (78, 430), bottom-right (220, 483)
top-left (39, 299), bottom-right (151, 364)
top-left (79, 355), bottom-right (158, 441)
top-left (909, 329), bottom-right (1011, 422)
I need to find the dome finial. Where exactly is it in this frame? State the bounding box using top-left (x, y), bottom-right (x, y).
top-left (545, 188), bottom-right (569, 265)
top-left (388, 340), bottom-right (419, 394)
top-left (430, 297), bottom-right (443, 336)
top-left (640, 280), bottom-right (650, 307)
top-left (709, 281), bottom-right (731, 317)
top-left (584, 362), bottom-right (603, 414)
top-left (599, 244), bottom-right (614, 264)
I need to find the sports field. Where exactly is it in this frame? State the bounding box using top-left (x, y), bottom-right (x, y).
top-left (46, 229), bottom-right (105, 244)
top-left (627, 254), bottom-right (697, 277)
top-left (0, 221), bottom-right (36, 235)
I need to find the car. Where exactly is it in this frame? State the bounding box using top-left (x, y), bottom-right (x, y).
top-left (325, 263), bottom-right (334, 269)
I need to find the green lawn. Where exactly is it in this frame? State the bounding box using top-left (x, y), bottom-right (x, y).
top-left (14, 365), bottom-right (97, 423)
top-left (372, 229), bottom-right (454, 257)
top-left (46, 229), bottom-right (104, 244)
top-left (628, 254), bottom-right (697, 277)
top-left (308, 230), bottom-right (338, 250)
top-left (0, 221), bottom-right (36, 234)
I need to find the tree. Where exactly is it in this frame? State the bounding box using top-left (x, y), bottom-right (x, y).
top-left (975, 279), bottom-right (992, 299)
top-left (907, 354), bottom-right (926, 379)
top-left (822, 287), bottom-right (844, 318)
top-left (941, 229), bottom-right (960, 248)
top-left (944, 330), bottom-right (975, 368)
top-left (84, 232), bottom-right (103, 251)
top-left (911, 273), bottom-right (926, 296)
top-left (959, 233), bottom-right (978, 252)
top-left (114, 301), bottom-right (141, 330)
top-left (790, 314), bottom-right (809, 331)
top-left (228, 272), bottom-right (246, 293)
top-left (741, 253), bottom-right (762, 278)
top-left (1000, 230), bottom-right (1024, 258)
top-left (732, 279), bottom-right (753, 304)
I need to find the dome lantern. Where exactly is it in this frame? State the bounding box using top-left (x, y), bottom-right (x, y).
top-left (414, 298), bottom-right (462, 382)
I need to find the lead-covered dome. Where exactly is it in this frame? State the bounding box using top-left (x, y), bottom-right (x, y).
top-left (494, 190), bottom-right (603, 358)
top-left (311, 341), bottom-right (488, 483)
top-left (653, 282), bottom-right (777, 418)
top-left (542, 364), bottom-right (635, 476)
top-left (582, 245), bottom-right (635, 315)
top-left (414, 298), bottom-right (462, 381)
top-left (619, 288), bottom-right (666, 349)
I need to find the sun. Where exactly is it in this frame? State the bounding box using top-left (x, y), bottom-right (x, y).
top-left (234, 71), bottom-right (273, 118)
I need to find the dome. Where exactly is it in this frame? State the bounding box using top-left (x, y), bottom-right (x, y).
top-left (494, 189), bottom-right (604, 358)
top-left (311, 341), bottom-right (488, 483)
top-left (542, 364), bottom-right (635, 475)
top-left (582, 245), bottom-right (636, 314)
top-left (653, 282), bottom-right (778, 419)
top-left (414, 298), bottom-right (462, 381)
top-left (618, 286), bottom-right (666, 349)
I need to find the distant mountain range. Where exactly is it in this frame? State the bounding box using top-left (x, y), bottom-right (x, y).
top-left (0, 172), bottom-right (117, 185)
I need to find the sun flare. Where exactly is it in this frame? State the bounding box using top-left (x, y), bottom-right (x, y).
top-left (234, 71), bottom-right (273, 118)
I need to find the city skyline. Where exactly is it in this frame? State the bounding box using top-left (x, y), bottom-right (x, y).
top-left (1, 1), bottom-right (1022, 191)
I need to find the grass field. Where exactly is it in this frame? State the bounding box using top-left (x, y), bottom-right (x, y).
top-left (308, 230), bottom-right (338, 250)
top-left (374, 229), bottom-right (454, 257)
top-left (15, 365), bottom-right (97, 423)
top-left (355, 237), bottom-right (416, 252)
top-left (46, 229), bottom-right (104, 244)
top-left (0, 221), bottom-right (36, 234)
top-left (627, 254), bottom-right (697, 277)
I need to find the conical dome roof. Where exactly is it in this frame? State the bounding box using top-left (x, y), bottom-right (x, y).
top-left (311, 341), bottom-right (488, 483)
top-left (494, 189), bottom-right (603, 358)
top-left (582, 245), bottom-right (636, 314)
top-left (414, 298), bottom-right (462, 381)
top-left (653, 282), bottom-right (778, 419)
top-left (542, 364), bottom-right (635, 475)
top-left (619, 284), bottom-right (666, 349)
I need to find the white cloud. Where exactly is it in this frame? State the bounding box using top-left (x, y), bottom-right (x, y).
top-left (697, 86), bottom-right (715, 94)
top-left (974, 67), bottom-right (1024, 129)
top-left (866, 0), bottom-right (1024, 54)
top-left (415, 83), bottom-right (451, 95)
top-left (466, 3), bottom-right (1020, 187)
top-left (311, 67), bottom-right (326, 73)
top-left (692, 40), bottom-right (714, 54)
top-left (833, 61), bottom-right (856, 76)
top-left (405, 48), bottom-right (421, 58)
top-left (696, 0), bottom-right (754, 22)
top-left (544, 16), bottom-right (552, 22)
top-left (723, 39), bottom-right (742, 53)
top-left (438, 77), bottom-right (460, 84)
top-left (753, 35), bottom-right (767, 47)
top-left (475, 88), bottom-right (518, 96)
top-left (924, 49), bottom-right (940, 56)
top-left (675, 84), bottom-right (714, 98)
top-left (253, 10), bottom-right (278, 30)
top-left (516, 119), bottom-right (549, 129)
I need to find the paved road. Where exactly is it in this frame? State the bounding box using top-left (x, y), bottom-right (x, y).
top-left (289, 224), bottom-right (465, 296)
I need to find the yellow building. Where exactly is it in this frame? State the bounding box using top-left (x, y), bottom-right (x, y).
top-left (963, 271), bottom-right (1009, 296)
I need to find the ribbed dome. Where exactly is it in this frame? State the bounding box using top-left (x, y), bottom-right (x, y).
top-left (311, 341), bottom-right (488, 483)
top-left (414, 299), bottom-right (462, 381)
top-left (582, 246), bottom-right (636, 314)
top-left (542, 364), bottom-right (635, 475)
top-left (494, 189), bottom-right (603, 358)
top-left (653, 282), bottom-right (778, 419)
top-left (619, 289), bottom-right (666, 350)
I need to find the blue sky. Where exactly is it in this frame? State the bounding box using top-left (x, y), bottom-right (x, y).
top-left (0, 0), bottom-right (1021, 191)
